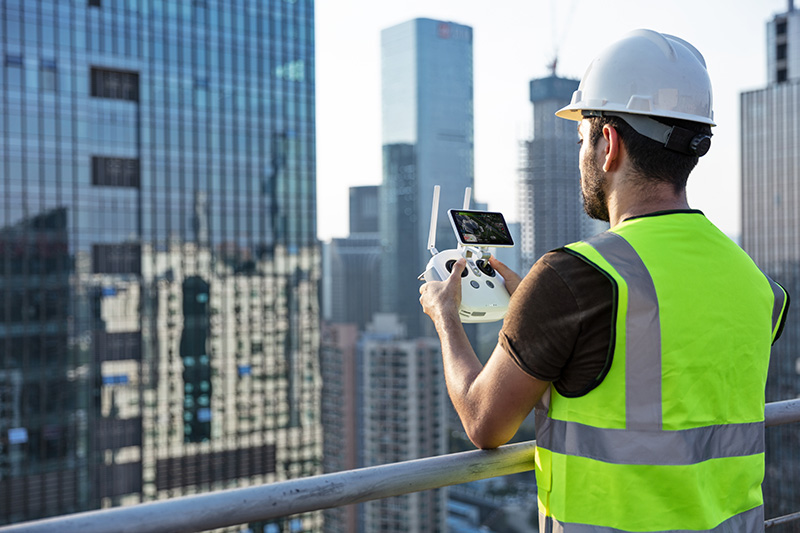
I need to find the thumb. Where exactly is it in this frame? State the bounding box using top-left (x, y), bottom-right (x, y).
top-left (449, 257), bottom-right (466, 282)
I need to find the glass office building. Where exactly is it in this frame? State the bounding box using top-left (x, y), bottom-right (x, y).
top-left (741, 4), bottom-right (800, 524)
top-left (0, 2), bottom-right (322, 530)
top-left (380, 18), bottom-right (474, 338)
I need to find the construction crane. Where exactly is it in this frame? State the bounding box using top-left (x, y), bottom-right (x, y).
top-left (548, 0), bottom-right (580, 76)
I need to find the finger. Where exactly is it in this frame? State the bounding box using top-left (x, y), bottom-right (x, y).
top-left (449, 258), bottom-right (466, 281)
top-left (489, 256), bottom-right (522, 294)
top-left (489, 256), bottom-right (517, 278)
top-left (489, 256), bottom-right (509, 274)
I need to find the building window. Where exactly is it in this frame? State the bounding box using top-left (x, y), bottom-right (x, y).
top-left (92, 243), bottom-right (141, 275)
top-left (275, 60), bottom-right (305, 82)
top-left (90, 67), bottom-right (139, 101)
top-left (5, 54), bottom-right (23, 67)
top-left (89, 0), bottom-right (101, 7)
top-left (5, 54), bottom-right (24, 88)
top-left (40, 59), bottom-right (57, 92)
top-left (154, 445), bottom-right (277, 489)
top-left (92, 156), bottom-right (140, 188)
top-left (94, 331), bottom-right (143, 362)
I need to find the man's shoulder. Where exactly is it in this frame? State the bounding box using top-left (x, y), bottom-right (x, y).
top-left (505, 248), bottom-right (615, 396)
top-left (537, 248), bottom-right (607, 285)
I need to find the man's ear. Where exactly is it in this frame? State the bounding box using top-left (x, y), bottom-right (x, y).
top-left (602, 124), bottom-right (621, 172)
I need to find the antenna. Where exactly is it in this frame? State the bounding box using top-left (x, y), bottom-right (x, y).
top-left (427, 185), bottom-right (441, 256)
top-left (462, 187), bottom-right (472, 209)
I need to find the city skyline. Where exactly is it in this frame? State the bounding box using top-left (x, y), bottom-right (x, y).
top-left (1, 1), bottom-right (797, 530)
top-left (316, 0), bottom-right (791, 242)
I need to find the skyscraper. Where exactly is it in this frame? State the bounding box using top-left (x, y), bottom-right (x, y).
top-left (741, 1), bottom-right (800, 522)
top-left (322, 186), bottom-right (381, 331)
top-left (0, 2), bottom-right (321, 530)
top-left (518, 72), bottom-right (606, 270)
top-left (380, 18), bottom-right (474, 338)
top-left (349, 185), bottom-right (380, 235)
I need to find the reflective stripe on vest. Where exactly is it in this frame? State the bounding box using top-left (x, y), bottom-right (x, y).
top-left (586, 231), bottom-right (662, 431)
top-left (536, 415), bottom-right (764, 465)
top-left (540, 504), bottom-right (764, 533)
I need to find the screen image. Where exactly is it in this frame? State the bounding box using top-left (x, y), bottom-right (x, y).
top-left (448, 210), bottom-right (514, 247)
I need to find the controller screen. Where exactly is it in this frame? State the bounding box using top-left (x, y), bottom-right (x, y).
top-left (450, 210), bottom-right (514, 246)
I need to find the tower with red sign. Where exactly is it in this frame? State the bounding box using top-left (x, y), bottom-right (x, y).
top-left (379, 18), bottom-right (475, 340)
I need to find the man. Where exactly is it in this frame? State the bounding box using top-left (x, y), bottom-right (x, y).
top-left (419, 30), bottom-right (789, 532)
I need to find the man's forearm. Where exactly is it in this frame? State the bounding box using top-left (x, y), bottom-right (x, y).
top-left (419, 257), bottom-right (543, 449)
top-left (433, 311), bottom-right (483, 416)
top-left (433, 310), bottom-right (549, 449)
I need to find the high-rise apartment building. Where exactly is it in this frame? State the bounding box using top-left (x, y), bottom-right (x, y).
top-left (518, 73), bottom-right (606, 270)
top-left (321, 314), bottom-right (448, 532)
top-left (380, 18), bottom-right (474, 338)
top-left (359, 314), bottom-right (447, 532)
top-left (741, 1), bottom-right (800, 522)
top-left (319, 323), bottom-right (360, 533)
top-left (0, 2), bottom-right (322, 530)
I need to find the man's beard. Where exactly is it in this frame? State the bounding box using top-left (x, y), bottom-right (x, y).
top-left (581, 151), bottom-right (610, 222)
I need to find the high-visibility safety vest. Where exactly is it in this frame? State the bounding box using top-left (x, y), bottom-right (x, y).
top-left (535, 211), bottom-right (788, 533)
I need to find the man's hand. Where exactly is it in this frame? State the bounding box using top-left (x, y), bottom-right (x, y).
top-left (419, 257), bottom-right (466, 325)
top-left (489, 257), bottom-right (522, 296)
top-left (419, 255), bottom-right (549, 450)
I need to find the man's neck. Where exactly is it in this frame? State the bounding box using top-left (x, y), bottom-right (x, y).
top-left (606, 179), bottom-right (689, 228)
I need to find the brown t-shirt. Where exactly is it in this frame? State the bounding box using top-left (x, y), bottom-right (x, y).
top-left (498, 249), bottom-right (615, 397)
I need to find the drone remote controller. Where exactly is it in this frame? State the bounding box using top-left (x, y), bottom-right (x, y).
top-left (419, 186), bottom-right (514, 323)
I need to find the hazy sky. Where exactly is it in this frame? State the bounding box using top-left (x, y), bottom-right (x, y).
top-left (315, 0), bottom-right (791, 241)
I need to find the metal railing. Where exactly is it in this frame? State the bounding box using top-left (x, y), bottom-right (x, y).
top-left (3, 398), bottom-right (799, 533)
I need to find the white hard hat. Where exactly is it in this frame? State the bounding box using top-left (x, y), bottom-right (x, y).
top-left (556, 29), bottom-right (714, 155)
top-left (556, 29), bottom-right (714, 125)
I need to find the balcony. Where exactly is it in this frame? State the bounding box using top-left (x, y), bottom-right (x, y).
top-left (1, 398), bottom-right (799, 533)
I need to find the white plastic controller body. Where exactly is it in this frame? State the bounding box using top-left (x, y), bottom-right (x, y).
top-left (422, 247), bottom-right (510, 323)
top-left (419, 186), bottom-right (511, 323)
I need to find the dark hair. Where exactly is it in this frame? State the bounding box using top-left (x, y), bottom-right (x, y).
top-left (588, 115), bottom-right (712, 193)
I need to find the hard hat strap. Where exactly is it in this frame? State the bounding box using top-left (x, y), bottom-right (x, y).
top-left (582, 111), bottom-right (711, 157)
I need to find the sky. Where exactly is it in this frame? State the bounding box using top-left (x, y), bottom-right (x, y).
top-left (315, 0), bottom-right (792, 242)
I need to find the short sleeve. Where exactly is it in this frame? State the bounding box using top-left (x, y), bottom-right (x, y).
top-left (498, 250), bottom-right (615, 396)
